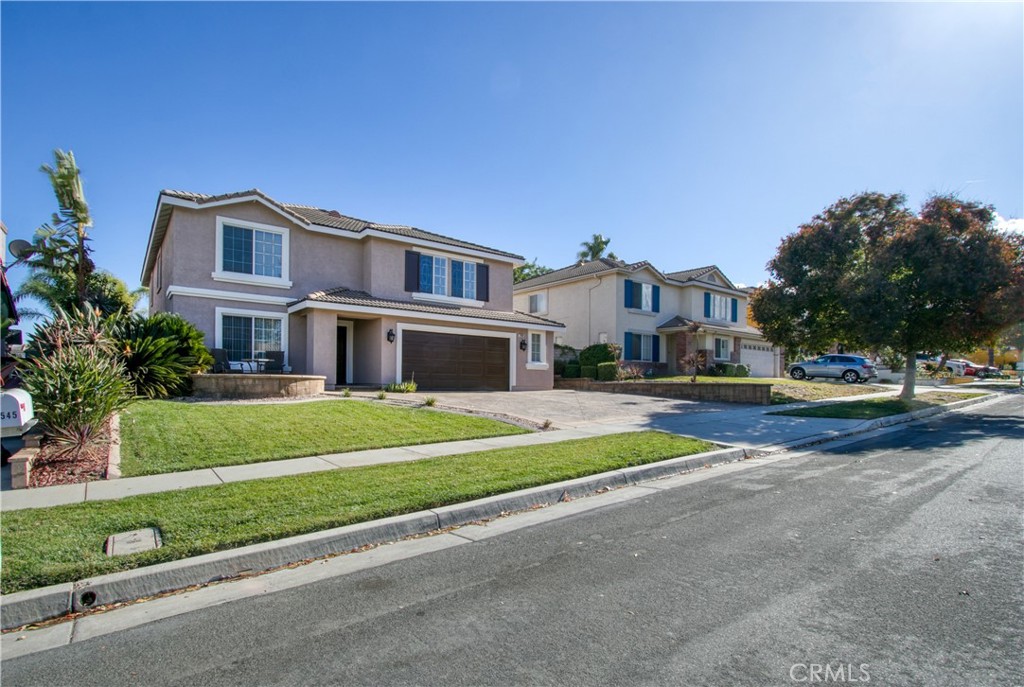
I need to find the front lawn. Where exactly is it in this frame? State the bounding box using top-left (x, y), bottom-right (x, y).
top-left (1, 432), bottom-right (714, 594)
top-left (120, 400), bottom-right (528, 477)
top-left (769, 391), bottom-right (987, 419)
top-left (649, 375), bottom-right (885, 404)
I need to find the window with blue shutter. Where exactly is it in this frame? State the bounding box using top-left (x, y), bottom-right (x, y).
top-left (704, 292), bottom-right (712, 318)
top-left (731, 298), bottom-right (738, 322)
top-left (623, 332), bottom-right (633, 361)
top-left (652, 285), bottom-right (660, 313)
top-left (652, 335), bottom-right (660, 362)
top-left (624, 280), bottom-right (634, 308)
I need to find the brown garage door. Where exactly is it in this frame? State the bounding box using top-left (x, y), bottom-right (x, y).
top-left (402, 330), bottom-right (509, 391)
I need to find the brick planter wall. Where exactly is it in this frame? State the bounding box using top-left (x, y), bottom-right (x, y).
top-left (191, 374), bottom-right (326, 400)
top-left (554, 378), bottom-right (771, 405)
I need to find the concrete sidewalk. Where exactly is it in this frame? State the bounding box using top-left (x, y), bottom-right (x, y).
top-left (0, 424), bottom-right (638, 512)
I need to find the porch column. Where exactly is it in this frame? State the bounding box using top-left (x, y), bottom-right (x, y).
top-left (306, 309), bottom-right (337, 388)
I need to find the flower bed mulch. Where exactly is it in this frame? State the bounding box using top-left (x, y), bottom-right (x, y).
top-left (28, 418), bottom-right (113, 488)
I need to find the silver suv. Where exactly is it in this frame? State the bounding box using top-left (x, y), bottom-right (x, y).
top-left (787, 355), bottom-right (877, 384)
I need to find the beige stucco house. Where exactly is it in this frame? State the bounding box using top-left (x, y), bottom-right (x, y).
top-left (513, 259), bottom-right (783, 377)
top-left (142, 189), bottom-right (563, 390)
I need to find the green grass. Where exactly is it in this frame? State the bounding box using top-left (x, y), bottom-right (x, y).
top-left (769, 391), bottom-right (987, 419)
top-left (119, 400), bottom-right (527, 476)
top-left (649, 375), bottom-right (885, 404)
top-left (1, 432), bottom-right (714, 594)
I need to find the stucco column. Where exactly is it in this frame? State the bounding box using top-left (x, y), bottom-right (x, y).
top-left (306, 309), bottom-right (338, 388)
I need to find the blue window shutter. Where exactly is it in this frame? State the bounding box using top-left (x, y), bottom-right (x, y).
top-left (624, 280), bottom-right (634, 308)
top-left (404, 251), bottom-right (420, 292)
top-left (652, 285), bottom-right (660, 313)
top-left (652, 335), bottom-right (660, 362)
top-left (623, 332), bottom-right (633, 361)
top-left (731, 298), bottom-right (738, 322)
top-left (476, 264), bottom-right (489, 301)
top-left (704, 292), bottom-right (711, 318)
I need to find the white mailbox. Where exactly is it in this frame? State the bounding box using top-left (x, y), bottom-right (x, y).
top-left (1, 389), bottom-right (36, 438)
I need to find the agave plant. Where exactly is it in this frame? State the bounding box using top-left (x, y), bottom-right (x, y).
top-left (20, 306), bottom-right (133, 456)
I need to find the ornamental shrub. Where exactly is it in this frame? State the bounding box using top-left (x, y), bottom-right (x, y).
top-left (21, 307), bottom-right (133, 455)
top-left (106, 312), bottom-right (213, 398)
top-left (597, 361), bottom-right (617, 381)
top-left (563, 364), bottom-right (581, 378)
top-left (580, 365), bottom-right (598, 379)
top-left (579, 343), bottom-right (619, 368)
top-left (732, 363), bottom-right (751, 378)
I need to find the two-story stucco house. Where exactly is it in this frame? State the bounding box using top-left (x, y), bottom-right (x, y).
top-left (512, 259), bottom-right (783, 377)
top-left (141, 189), bottom-right (564, 390)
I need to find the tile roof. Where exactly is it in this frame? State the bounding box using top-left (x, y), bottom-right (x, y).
top-left (513, 258), bottom-right (656, 290)
top-left (158, 189), bottom-right (523, 260)
top-left (665, 265), bottom-right (717, 282)
top-left (292, 287), bottom-right (565, 328)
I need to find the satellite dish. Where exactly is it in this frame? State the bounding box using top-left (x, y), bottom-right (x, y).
top-left (8, 239), bottom-right (34, 260)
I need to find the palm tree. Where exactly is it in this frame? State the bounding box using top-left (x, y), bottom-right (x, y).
top-left (13, 150), bottom-right (98, 319)
top-left (37, 150), bottom-right (94, 309)
top-left (577, 233), bottom-right (618, 262)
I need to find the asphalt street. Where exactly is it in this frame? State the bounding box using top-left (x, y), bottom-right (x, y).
top-left (4, 395), bottom-right (1022, 686)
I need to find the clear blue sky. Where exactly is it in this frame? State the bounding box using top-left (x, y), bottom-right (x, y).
top-left (3, 1), bottom-right (1022, 302)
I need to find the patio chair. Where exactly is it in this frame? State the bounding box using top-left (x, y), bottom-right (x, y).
top-left (263, 350), bottom-right (285, 374)
top-left (210, 348), bottom-right (239, 374)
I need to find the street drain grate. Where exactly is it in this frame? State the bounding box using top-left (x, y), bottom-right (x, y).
top-left (105, 527), bottom-right (163, 556)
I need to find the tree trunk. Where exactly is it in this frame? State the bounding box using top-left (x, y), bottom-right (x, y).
top-left (988, 347), bottom-right (995, 367)
top-left (77, 229), bottom-right (87, 309)
top-left (900, 352), bottom-right (917, 400)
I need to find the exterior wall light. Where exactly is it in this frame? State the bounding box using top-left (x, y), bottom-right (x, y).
top-left (386, 329), bottom-right (396, 344)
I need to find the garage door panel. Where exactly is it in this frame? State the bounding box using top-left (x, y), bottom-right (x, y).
top-left (402, 331), bottom-right (509, 391)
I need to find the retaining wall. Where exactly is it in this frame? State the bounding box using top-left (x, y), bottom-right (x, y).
top-left (554, 378), bottom-right (771, 405)
top-left (190, 374), bottom-right (326, 400)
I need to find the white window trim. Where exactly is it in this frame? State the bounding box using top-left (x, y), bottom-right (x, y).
top-left (214, 306), bottom-right (289, 368)
top-left (528, 292), bottom-right (548, 316)
top-left (526, 330), bottom-right (548, 370)
top-left (709, 293), bottom-right (730, 322)
top-left (416, 250), bottom-right (482, 303)
top-left (395, 323), bottom-right (517, 389)
top-left (411, 292), bottom-right (485, 308)
top-left (714, 336), bottom-right (731, 361)
top-left (213, 215), bottom-right (293, 289)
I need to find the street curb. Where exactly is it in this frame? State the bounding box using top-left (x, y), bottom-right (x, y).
top-left (0, 444), bottom-right (745, 630)
top-left (755, 392), bottom-right (999, 455)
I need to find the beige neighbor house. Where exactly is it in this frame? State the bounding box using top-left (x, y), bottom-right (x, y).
top-left (512, 259), bottom-right (784, 378)
top-left (141, 189), bottom-right (564, 390)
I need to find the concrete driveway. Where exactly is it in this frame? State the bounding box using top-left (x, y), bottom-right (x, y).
top-left (377, 387), bottom-right (921, 451)
top-left (400, 389), bottom-right (735, 428)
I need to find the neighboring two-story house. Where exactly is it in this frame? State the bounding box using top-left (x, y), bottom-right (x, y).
top-left (512, 259), bottom-right (783, 377)
top-left (141, 189), bottom-right (563, 390)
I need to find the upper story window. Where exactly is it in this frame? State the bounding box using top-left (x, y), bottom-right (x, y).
top-left (704, 292), bottom-right (739, 322)
top-left (214, 217), bottom-right (292, 289)
top-left (223, 225), bottom-right (282, 278)
top-left (406, 250), bottom-right (489, 304)
top-left (528, 293), bottom-right (547, 314)
top-left (624, 279), bottom-right (660, 313)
